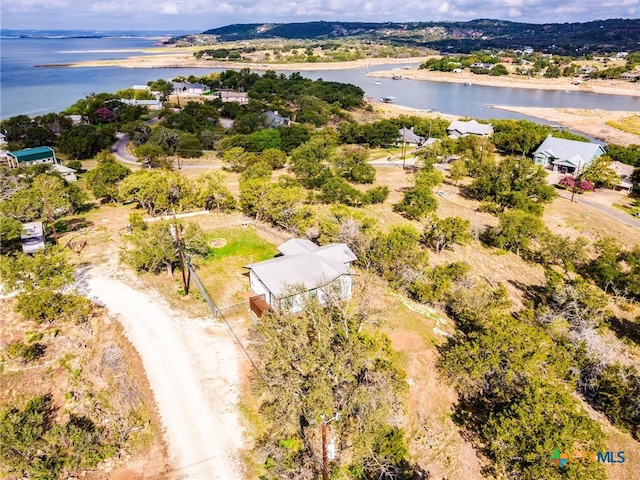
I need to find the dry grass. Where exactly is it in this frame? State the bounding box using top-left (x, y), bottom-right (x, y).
top-left (352, 274), bottom-right (485, 479)
top-left (0, 298), bottom-right (172, 479)
top-left (606, 114), bottom-right (640, 136)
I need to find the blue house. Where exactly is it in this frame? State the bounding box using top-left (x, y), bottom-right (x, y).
top-left (533, 136), bottom-right (605, 174)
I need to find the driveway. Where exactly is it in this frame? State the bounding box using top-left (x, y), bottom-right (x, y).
top-left (82, 263), bottom-right (244, 479)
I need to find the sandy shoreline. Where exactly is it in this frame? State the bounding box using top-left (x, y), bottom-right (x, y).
top-left (369, 68), bottom-right (640, 98)
top-left (58, 46), bottom-right (640, 98)
top-left (490, 106), bottom-right (640, 146)
top-left (58, 51), bottom-right (428, 71)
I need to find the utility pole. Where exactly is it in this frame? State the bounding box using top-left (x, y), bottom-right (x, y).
top-left (172, 212), bottom-right (189, 295)
top-left (321, 419), bottom-right (328, 480)
top-left (401, 128), bottom-right (407, 169)
top-left (570, 162), bottom-right (582, 203)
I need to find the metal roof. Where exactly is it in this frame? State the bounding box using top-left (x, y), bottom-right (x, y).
top-left (533, 136), bottom-right (605, 164)
top-left (9, 146), bottom-right (56, 163)
top-left (447, 120), bottom-right (493, 136)
top-left (248, 253), bottom-right (351, 298)
top-left (247, 239), bottom-right (356, 299)
top-left (277, 238), bottom-right (318, 256)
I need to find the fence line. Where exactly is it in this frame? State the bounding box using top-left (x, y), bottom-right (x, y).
top-left (188, 263), bottom-right (220, 318)
top-left (186, 261), bottom-right (272, 391)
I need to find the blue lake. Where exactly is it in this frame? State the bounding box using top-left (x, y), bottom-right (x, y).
top-left (2, 36), bottom-right (640, 122)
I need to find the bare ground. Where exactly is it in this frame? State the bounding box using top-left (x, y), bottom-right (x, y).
top-left (80, 258), bottom-right (245, 479)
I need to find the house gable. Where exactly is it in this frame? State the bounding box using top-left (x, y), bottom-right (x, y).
top-left (533, 136), bottom-right (605, 171)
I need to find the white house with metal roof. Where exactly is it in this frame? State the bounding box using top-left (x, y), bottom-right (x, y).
top-left (533, 135), bottom-right (605, 174)
top-left (447, 120), bottom-right (493, 138)
top-left (246, 238), bottom-right (357, 313)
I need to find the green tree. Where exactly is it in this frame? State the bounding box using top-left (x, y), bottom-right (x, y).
top-left (133, 144), bottom-right (170, 169)
top-left (121, 220), bottom-right (209, 276)
top-left (422, 215), bottom-right (472, 253)
top-left (118, 170), bottom-right (192, 215)
top-left (364, 224), bottom-right (429, 288)
top-left (481, 381), bottom-right (605, 480)
top-left (582, 155), bottom-right (620, 189)
top-left (448, 158), bottom-right (468, 185)
top-left (0, 248), bottom-right (92, 324)
top-left (491, 210), bottom-right (546, 255)
top-left (0, 216), bottom-right (23, 252)
top-left (394, 184), bottom-right (437, 220)
top-left (86, 159), bottom-right (131, 202)
top-left (193, 172), bottom-right (236, 212)
top-left (249, 300), bottom-right (409, 479)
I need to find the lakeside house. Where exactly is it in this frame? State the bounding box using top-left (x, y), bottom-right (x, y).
top-left (172, 82), bottom-right (210, 95)
top-left (533, 135), bottom-right (605, 174)
top-left (6, 146), bottom-right (58, 169)
top-left (120, 98), bottom-right (163, 110)
top-left (214, 90), bottom-right (248, 104)
top-left (397, 127), bottom-right (425, 146)
top-left (51, 164), bottom-right (77, 182)
top-left (245, 238), bottom-right (357, 315)
top-left (619, 72), bottom-right (639, 82)
top-left (447, 120), bottom-right (493, 138)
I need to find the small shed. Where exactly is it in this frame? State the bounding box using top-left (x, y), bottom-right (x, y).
top-left (52, 164), bottom-right (77, 182)
top-left (21, 222), bottom-right (45, 254)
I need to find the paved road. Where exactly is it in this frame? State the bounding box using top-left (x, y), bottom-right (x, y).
top-left (556, 190), bottom-right (640, 230)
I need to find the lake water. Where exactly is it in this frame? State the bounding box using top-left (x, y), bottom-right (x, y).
top-left (2, 35), bottom-right (640, 122)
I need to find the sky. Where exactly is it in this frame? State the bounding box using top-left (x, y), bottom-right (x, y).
top-left (1, 0), bottom-right (638, 32)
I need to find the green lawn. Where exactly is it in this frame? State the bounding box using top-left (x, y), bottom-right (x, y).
top-left (207, 227), bottom-right (278, 263)
top-left (195, 226), bottom-right (279, 306)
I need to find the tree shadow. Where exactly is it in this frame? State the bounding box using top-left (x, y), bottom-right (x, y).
top-left (53, 217), bottom-right (94, 234)
top-left (607, 315), bottom-right (640, 347)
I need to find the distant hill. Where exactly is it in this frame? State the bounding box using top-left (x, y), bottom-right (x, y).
top-left (186, 19), bottom-right (640, 54)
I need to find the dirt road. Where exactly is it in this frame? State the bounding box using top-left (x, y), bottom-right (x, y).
top-left (82, 264), bottom-right (244, 479)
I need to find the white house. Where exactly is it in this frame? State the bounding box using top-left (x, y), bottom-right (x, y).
top-left (447, 120), bottom-right (493, 138)
top-left (172, 82), bottom-right (210, 95)
top-left (610, 160), bottom-right (635, 192)
top-left (533, 135), bottom-right (606, 174)
top-left (120, 98), bottom-right (163, 110)
top-left (246, 238), bottom-right (357, 314)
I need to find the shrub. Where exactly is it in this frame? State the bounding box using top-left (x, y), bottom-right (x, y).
top-left (6, 341), bottom-right (46, 363)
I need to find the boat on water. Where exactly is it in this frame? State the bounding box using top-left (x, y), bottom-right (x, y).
top-left (392, 74), bottom-right (403, 80)
top-left (374, 76), bottom-right (381, 85)
top-left (380, 96), bottom-right (396, 103)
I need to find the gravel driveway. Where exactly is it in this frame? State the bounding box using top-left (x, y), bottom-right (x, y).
top-left (82, 264), bottom-right (244, 479)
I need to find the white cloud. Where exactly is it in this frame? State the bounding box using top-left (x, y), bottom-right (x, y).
top-left (161, 3), bottom-right (179, 15)
top-left (1, 0), bottom-right (638, 30)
